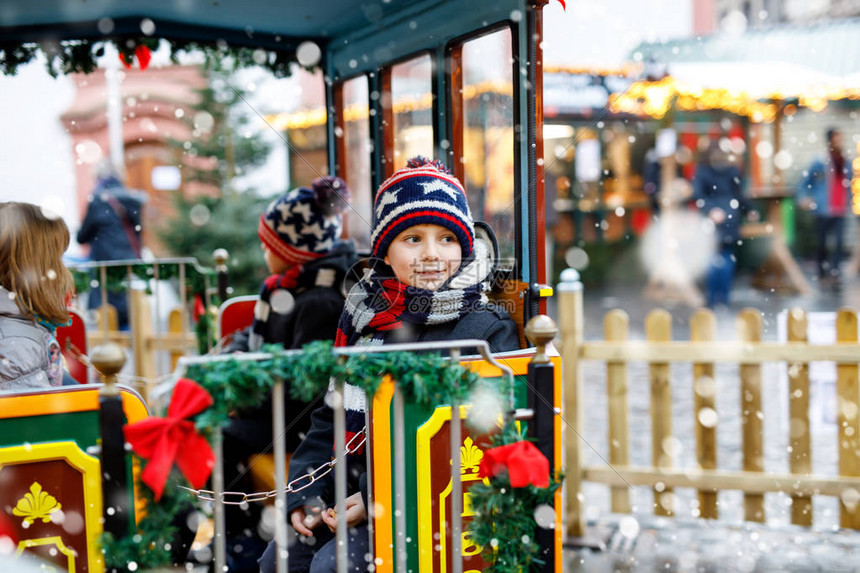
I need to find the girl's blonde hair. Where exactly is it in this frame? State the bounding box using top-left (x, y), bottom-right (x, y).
top-left (0, 202), bottom-right (74, 325)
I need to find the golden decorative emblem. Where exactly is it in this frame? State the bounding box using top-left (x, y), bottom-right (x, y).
top-left (12, 482), bottom-right (62, 525)
top-left (460, 437), bottom-right (483, 474)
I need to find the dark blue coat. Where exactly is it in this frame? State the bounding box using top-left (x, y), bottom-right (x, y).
top-left (76, 178), bottom-right (145, 261)
top-left (693, 163), bottom-right (751, 247)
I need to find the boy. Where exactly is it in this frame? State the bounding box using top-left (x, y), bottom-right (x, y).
top-left (259, 157), bottom-right (519, 573)
top-left (221, 176), bottom-right (357, 571)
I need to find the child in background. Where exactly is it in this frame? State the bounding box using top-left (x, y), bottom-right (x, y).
top-left (0, 202), bottom-right (74, 391)
top-left (219, 177), bottom-right (357, 571)
top-left (259, 157), bottom-right (520, 573)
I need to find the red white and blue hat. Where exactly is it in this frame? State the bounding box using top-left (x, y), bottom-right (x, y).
top-left (371, 156), bottom-right (474, 260)
top-left (258, 176), bottom-right (350, 265)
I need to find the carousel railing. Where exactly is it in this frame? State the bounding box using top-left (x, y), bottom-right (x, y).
top-left (65, 254), bottom-right (226, 401)
top-left (169, 332), bottom-right (563, 573)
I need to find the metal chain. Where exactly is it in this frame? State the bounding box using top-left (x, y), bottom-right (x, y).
top-left (179, 427), bottom-right (367, 505)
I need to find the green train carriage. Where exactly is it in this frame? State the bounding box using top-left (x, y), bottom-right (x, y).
top-left (0, 0), bottom-right (563, 571)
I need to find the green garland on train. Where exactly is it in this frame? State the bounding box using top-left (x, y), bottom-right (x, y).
top-left (103, 341), bottom-right (486, 569)
top-left (102, 341), bottom-right (555, 571)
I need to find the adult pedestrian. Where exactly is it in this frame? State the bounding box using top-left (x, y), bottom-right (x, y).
top-left (693, 139), bottom-right (758, 308)
top-left (77, 160), bottom-right (146, 329)
top-left (798, 128), bottom-right (854, 287)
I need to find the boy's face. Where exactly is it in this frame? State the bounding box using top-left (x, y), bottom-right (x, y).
top-left (262, 244), bottom-right (290, 274)
top-left (384, 224), bottom-right (461, 291)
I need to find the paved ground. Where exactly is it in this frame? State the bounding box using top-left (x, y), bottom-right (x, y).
top-left (566, 513), bottom-right (860, 573)
top-left (552, 262), bottom-right (860, 572)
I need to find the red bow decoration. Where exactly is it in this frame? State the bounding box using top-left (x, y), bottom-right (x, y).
top-left (119, 45), bottom-right (152, 70)
top-left (557, 0), bottom-right (566, 9)
top-left (478, 440), bottom-right (549, 488)
top-left (124, 378), bottom-right (215, 500)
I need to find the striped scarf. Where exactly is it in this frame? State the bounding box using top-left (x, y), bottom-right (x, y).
top-left (248, 266), bottom-right (302, 351)
top-left (335, 238), bottom-right (492, 347)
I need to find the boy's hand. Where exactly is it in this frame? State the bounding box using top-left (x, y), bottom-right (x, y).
top-left (291, 506), bottom-right (323, 537)
top-left (320, 492), bottom-right (367, 532)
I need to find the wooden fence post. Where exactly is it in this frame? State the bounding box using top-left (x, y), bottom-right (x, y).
top-left (558, 268), bottom-right (585, 537)
top-left (691, 308), bottom-right (718, 519)
top-left (836, 307), bottom-right (860, 529)
top-left (738, 308), bottom-right (765, 522)
top-left (787, 307), bottom-right (812, 525)
top-left (604, 309), bottom-right (630, 514)
top-left (646, 309), bottom-right (673, 516)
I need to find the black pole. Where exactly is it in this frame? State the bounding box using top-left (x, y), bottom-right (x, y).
top-left (525, 314), bottom-right (558, 573)
top-left (100, 390), bottom-right (130, 538)
top-left (92, 343), bottom-right (131, 540)
top-left (213, 248), bottom-right (230, 301)
top-left (527, 358), bottom-right (556, 573)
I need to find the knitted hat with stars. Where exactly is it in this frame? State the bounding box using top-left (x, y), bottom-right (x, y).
top-left (258, 176), bottom-right (351, 265)
top-left (371, 156), bottom-right (474, 260)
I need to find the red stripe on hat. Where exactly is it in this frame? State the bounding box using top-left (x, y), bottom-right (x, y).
top-left (374, 168), bottom-right (465, 202)
top-left (258, 216), bottom-right (324, 265)
top-left (372, 210), bottom-right (473, 257)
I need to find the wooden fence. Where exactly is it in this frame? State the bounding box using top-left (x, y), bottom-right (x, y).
top-left (559, 269), bottom-right (860, 537)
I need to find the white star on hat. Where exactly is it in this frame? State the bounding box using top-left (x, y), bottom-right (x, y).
top-left (275, 201), bottom-right (293, 221)
top-left (277, 222), bottom-right (301, 245)
top-left (323, 215), bottom-right (340, 228)
top-left (306, 221), bottom-right (327, 240)
top-left (375, 188), bottom-right (400, 218)
top-left (291, 202), bottom-right (313, 223)
top-left (419, 180), bottom-right (458, 200)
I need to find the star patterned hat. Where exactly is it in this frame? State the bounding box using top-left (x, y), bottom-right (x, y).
top-left (258, 176), bottom-right (351, 265)
top-left (371, 156), bottom-right (474, 260)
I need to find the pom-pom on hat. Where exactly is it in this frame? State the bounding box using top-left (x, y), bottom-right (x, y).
top-left (371, 156), bottom-right (474, 260)
top-left (259, 176), bottom-right (351, 265)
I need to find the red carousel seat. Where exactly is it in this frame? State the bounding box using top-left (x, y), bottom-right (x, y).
top-left (55, 309), bottom-right (87, 384)
top-left (217, 295), bottom-right (258, 340)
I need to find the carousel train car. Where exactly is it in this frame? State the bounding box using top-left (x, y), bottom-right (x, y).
top-left (1, 0), bottom-right (561, 571)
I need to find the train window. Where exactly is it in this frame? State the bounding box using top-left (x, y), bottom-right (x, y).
top-left (342, 75), bottom-right (373, 252)
top-left (390, 54), bottom-right (434, 171)
top-left (459, 28), bottom-right (516, 261)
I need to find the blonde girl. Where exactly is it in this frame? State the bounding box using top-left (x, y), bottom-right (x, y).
top-left (0, 202), bottom-right (74, 390)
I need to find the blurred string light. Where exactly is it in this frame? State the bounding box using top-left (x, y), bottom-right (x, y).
top-left (272, 70), bottom-right (859, 131)
top-left (608, 76), bottom-right (860, 123)
top-left (266, 79), bottom-right (513, 130)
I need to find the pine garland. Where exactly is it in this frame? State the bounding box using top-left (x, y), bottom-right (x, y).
top-left (467, 420), bottom-right (563, 573)
top-left (100, 470), bottom-right (195, 572)
top-left (1, 37), bottom-right (306, 78)
top-left (103, 341), bottom-right (496, 568)
top-left (186, 340), bottom-right (491, 432)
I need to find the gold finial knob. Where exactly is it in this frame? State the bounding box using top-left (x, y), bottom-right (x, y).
top-left (525, 315), bottom-right (558, 364)
top-left (213, 248), bottom-right (229, 269)
top-left (90, 343), bottom-right (126, 396)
